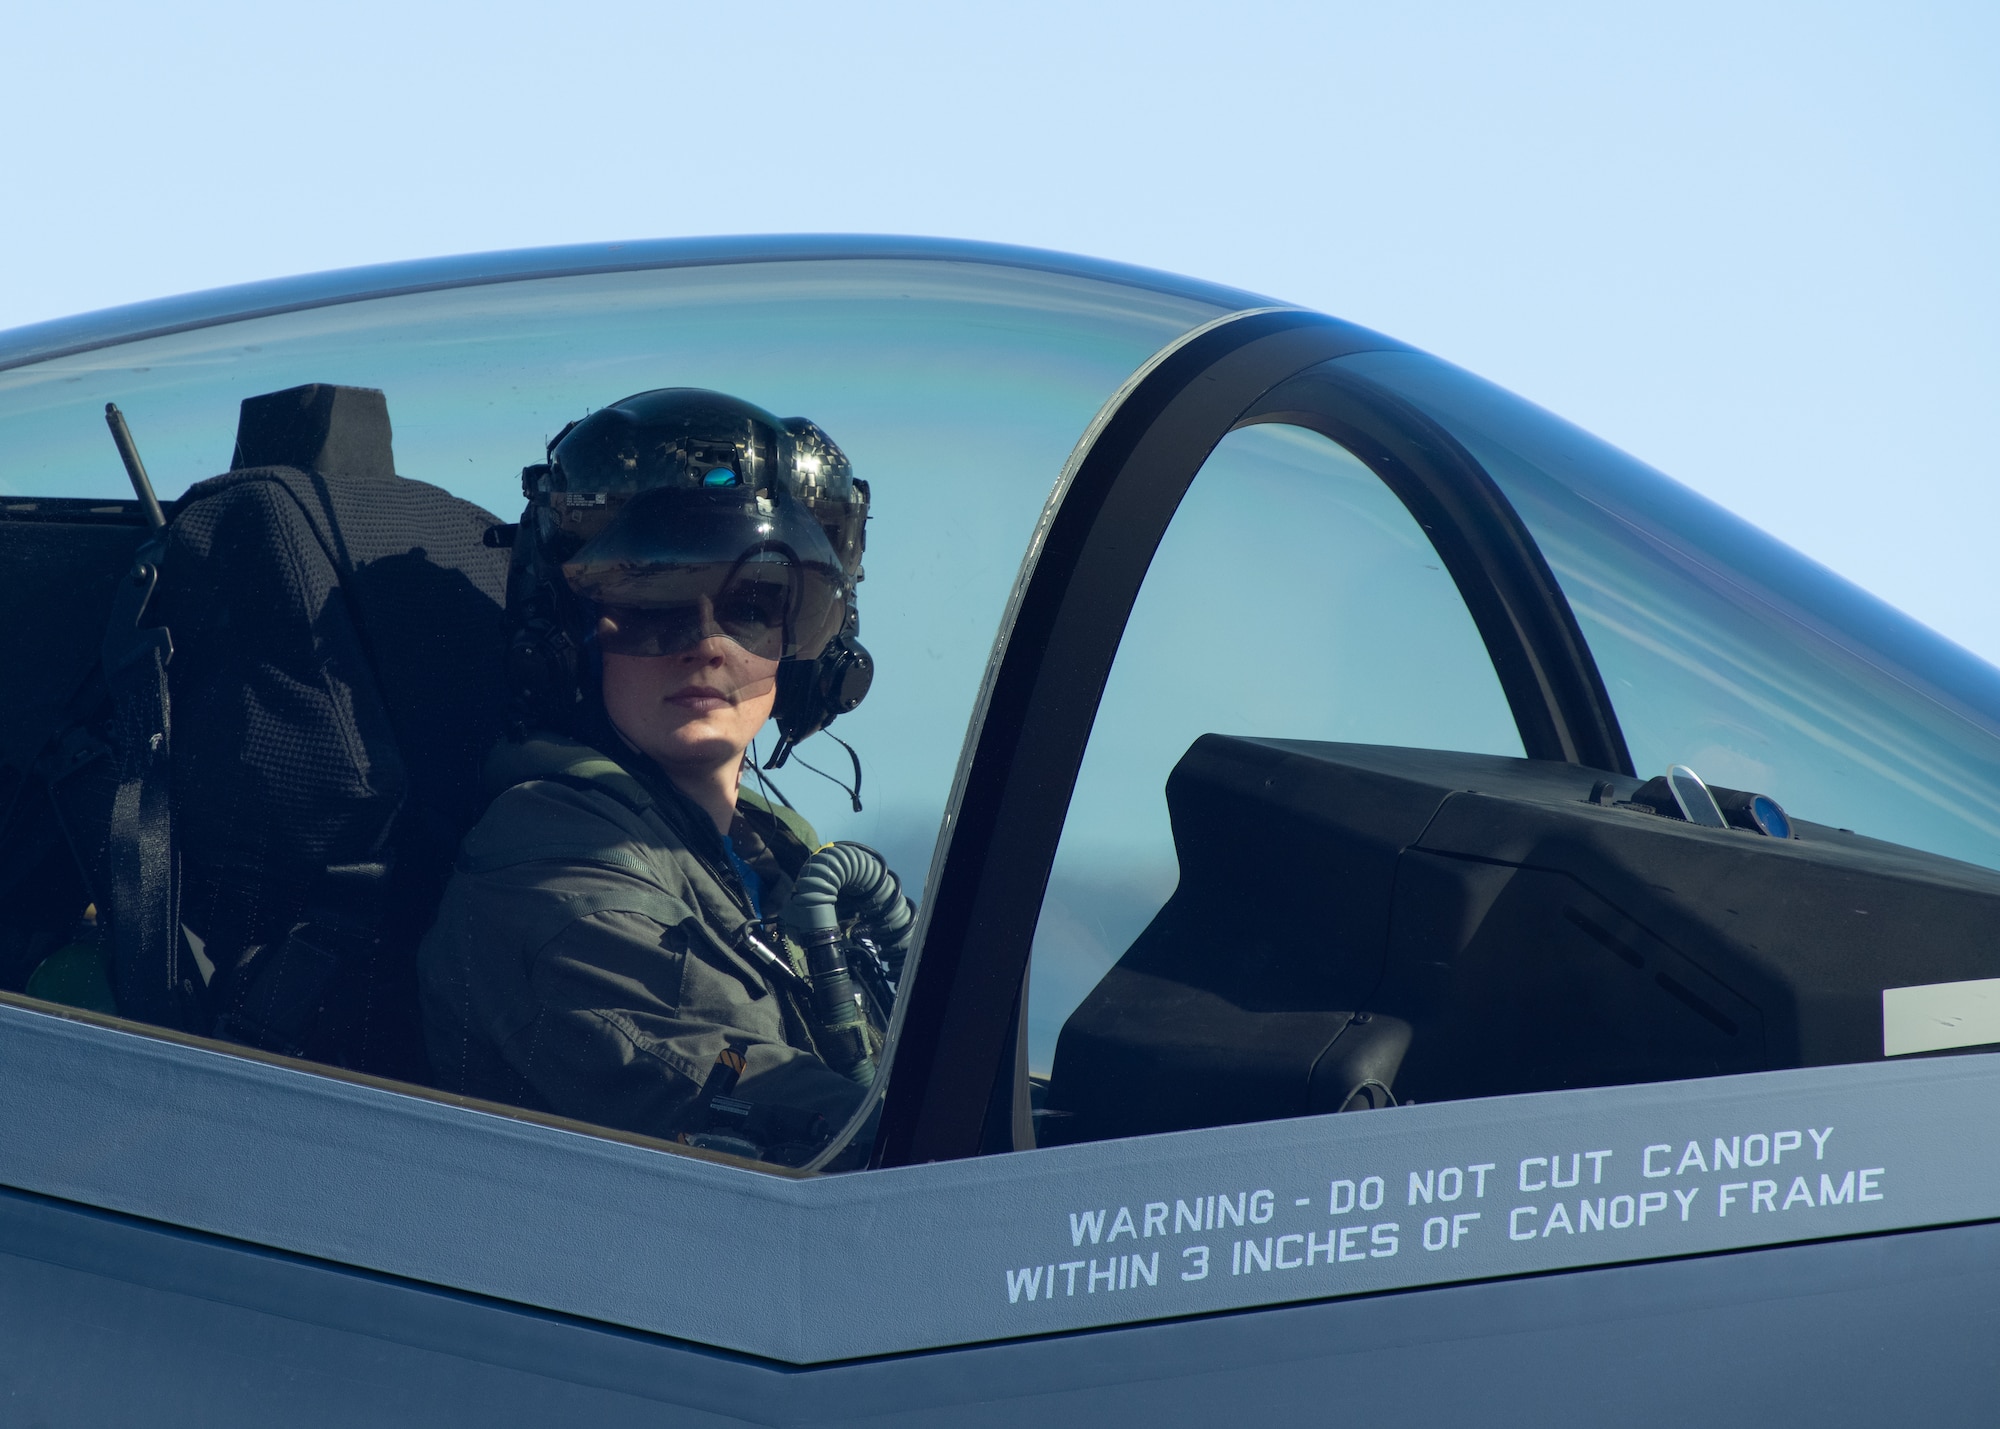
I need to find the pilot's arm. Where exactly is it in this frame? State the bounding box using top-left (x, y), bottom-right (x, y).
top-left (419, 779), bottom-right (869, 1142)
top-left (508, 896), bottom-right (869, 1134)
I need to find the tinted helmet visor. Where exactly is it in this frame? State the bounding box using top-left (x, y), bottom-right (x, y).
top-left (561, 486), bottom-right (846, 662)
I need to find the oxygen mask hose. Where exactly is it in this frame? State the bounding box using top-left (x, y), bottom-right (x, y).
top-left (778, 843), bottom-right (916, 1086)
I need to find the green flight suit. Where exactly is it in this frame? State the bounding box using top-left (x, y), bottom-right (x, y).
top-left (417, 732), bottom-right (870, 1146)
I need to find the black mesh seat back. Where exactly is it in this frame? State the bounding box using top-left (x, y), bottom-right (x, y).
top-left (155, 384), bottom-right (509, 1078)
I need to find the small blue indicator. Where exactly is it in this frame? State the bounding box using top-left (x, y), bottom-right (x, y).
top-left (1751, 794), bottom-right (1792, 839)
top-left (702, 467), bottom-right (737, 486)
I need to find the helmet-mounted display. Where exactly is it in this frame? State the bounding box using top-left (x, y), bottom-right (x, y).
top-left (506, 388), bottom-right (873, 767)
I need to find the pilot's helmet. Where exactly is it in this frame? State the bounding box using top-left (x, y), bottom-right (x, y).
top-left (531, 388), bottom-right (850, 665)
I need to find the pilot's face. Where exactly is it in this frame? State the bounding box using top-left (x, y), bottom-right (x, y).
top-left (599, 617), bottom-right (780, 783)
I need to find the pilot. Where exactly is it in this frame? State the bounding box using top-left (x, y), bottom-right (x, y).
top-left (417, 388), bottom-right (901, 1162)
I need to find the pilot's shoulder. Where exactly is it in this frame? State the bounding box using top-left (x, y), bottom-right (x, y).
top-left (483, 732), bottom-right (652, 809)
top-left (459, 735), bottom-right (679, 878)
top-left (736, 787), bottom-right (821, 854)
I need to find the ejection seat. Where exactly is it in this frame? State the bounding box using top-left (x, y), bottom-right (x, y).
top-left (2, 384), bottom-right (510, 1082)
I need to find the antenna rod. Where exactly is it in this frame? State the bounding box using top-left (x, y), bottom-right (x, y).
top-left (104, 402), bottom-right (167, 530)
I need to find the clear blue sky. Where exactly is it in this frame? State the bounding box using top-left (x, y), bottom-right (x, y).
top-left (5, 1), bottom-right (1995, 661)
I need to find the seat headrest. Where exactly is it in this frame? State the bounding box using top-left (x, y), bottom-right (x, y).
top-left (231, 383), bottom-right (395, 482)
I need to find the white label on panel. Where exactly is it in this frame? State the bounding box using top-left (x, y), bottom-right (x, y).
top-left (1883, 978), bottom-right (2000, 1056)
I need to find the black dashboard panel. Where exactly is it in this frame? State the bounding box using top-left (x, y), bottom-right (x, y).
top-left (1050, 736), bottom-right (2000, 1139)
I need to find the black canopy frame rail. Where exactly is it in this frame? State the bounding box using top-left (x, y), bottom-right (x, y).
top-left (876, 307), bottom-right (1633, 1167)
top-left (1239, 363), bottom-right (1633, 775)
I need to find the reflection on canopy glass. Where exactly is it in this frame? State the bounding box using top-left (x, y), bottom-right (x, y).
top-left (1344, 349), bottom-right (2000, 873)
top-left (0, 259), bottom-right (1229, 897)
top-left (0, 257), bottom-right (1233, 1171)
